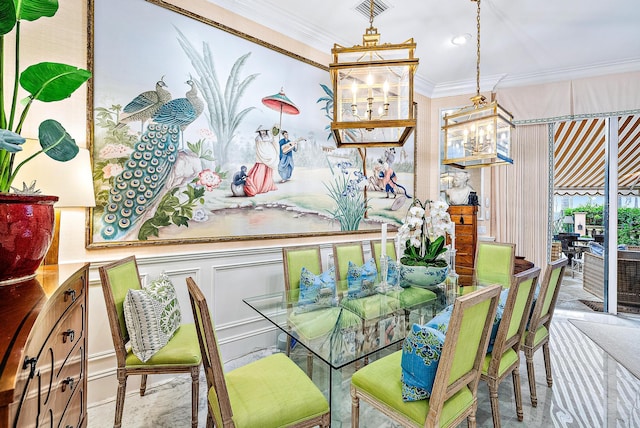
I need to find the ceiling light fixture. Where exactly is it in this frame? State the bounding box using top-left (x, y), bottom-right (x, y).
top-left (451, 33), bottom-right (471, 46)
top-left (442, 0), bottom-right (514, 169)
top-left (329, 0), bottom-right (418, 148)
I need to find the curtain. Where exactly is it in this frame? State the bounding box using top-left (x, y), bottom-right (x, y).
top-left (492, 124), bottom-right (550, 268)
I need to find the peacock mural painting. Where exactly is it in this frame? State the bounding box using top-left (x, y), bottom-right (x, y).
top-left (91, 0), bottom-right (414, 245)
top-left (95, 29), bottom-right (256, 241)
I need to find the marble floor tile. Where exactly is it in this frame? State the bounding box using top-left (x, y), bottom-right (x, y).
top-left (88, 308), bottom-right (640, 427)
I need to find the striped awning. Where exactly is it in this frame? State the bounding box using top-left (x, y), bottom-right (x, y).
top-left (554, 115), bottom-right (640, 196)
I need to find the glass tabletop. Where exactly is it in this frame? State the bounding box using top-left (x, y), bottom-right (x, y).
top-left (243, 281), bottom-right (449, 370)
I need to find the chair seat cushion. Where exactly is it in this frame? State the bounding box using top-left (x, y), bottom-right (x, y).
top-left (126, 323), bottom-right (201, 367)
top-left (225, 353), bottom-right (329, 427)
top-left (387, 286), bottom-right (437, 309)
top-left (288, 306), bottom-right (342, 340)
top-left (351, 351), bottom-right (474, 426)
top-left (482, 348), bottom-right (519, 377)
top-left (522, 325), bottom-right (549, 348)
top-left (123, 274), bottom-right (183, 362)
top-left (341, 293), bottom-right (400, 320)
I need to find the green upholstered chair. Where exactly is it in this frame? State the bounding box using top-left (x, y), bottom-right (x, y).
top-left (186, 277), bottom-right (330, 428)
top-left (350, 284), bottom-right (503, 428)
top-left (474, 242), bottom-right (516, 288)
top-left (370, 239), bottom-right (438, 314)
top-left (521, 258), bottom-right (568, 407)
top-left (99, 256), bottom-right (201, 428)
top-left (282, 244), bottom-right (341, 377)
top-left (333, 241), bottom-right (400, 319)
top-left (480, 266), bottom-right (541, 427)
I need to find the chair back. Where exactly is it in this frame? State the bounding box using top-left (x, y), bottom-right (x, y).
top-left (282, 245), bottom-right (322, 303)
top-left (526, 258), bottom-right (568, 340)
top-left (98, 256), bottom-right (143, 366)
top-left (186, 277), bottom-right (233, 426)
top-left (474, 241), bottom-right (516, 287)
top-left (487, 267), bottom-right (541, 368)
top-left (332, 241), bottom-right (365, 281)
top-left (370, 239), bottom-right (397, 271)
top-left (426, 284), bottom-right (502, 424)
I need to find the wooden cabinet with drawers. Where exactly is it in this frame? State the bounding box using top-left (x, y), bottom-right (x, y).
top-left (448, 205), bottom-right (478, 286)
top-left (0, 263), bottom-right (89, 428)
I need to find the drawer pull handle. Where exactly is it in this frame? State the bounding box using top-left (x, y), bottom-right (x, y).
top-left (459, 216), bottom-right (464, 225)
top-left (62, 329), bottom-right (75, 343)
top-left (64, 288), bottom-right (77, 302)
top-left (23, 357), bottom-right (37, 379)
top-left (62, 377), bottom-right (74, 392)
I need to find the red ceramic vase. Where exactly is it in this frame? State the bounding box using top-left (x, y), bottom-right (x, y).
top-left (0, 193), bottom-right (58, 284)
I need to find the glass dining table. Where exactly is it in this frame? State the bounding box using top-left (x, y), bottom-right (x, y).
top-left (242, 278), bottom-right (451, 424)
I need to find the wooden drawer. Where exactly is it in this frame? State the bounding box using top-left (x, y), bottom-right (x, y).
top-left (455, 234), bottom-right (476, 246)
top-left (54, 342), bottom-right (85, 425)
top-left (456, 252), bottom-right (475, 267)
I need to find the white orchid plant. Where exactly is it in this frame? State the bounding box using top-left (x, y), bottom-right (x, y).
top-left (0, 0), bottom-right (91, 193)
top-left (397, 198), bottom-right (454, 267)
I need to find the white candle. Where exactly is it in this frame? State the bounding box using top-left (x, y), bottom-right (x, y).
top-left (381, 223), bottom-right (387, 257)
top-left (450, 221), bottom-right (456, 252)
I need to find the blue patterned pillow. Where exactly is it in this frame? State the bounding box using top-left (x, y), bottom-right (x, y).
top-left (426, 304), bottom-right (454, 334)
top-left (401, 324), bottom-right (445, 402)
top-left (297, 266), bottom-right (336, 308)
top-left (347, 258), bottom-right (378, 298)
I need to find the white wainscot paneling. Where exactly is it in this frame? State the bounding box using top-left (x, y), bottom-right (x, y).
top-left (87, 247), bottom-right (285, 408)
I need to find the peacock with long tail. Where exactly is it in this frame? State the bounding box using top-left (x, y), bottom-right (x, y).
top-left (101, 80), bottom-right (204, 240)
top-left (116, 77), bottom-right (172, 133)
top-left (152, 79), bottom-right (204, 150)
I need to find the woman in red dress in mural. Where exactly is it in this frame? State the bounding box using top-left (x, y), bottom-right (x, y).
top-left (244, 125), bottom-right (279, 197)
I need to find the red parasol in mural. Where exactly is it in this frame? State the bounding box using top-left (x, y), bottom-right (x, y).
top-left (261, 88), bottom-right (300, 132)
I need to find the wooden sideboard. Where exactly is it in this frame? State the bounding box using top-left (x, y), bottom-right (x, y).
top-left (0, 263), bottom-right (89, 428)
top-left (448, 205), bottom-right (478, 286)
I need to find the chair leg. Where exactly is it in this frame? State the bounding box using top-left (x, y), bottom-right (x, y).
top-left (306, 351), bottom-right (314, 379)
top-left (140, 374), bottom-right (147, 396)
top-left (488, 379), bottom-right (501, 428)
top-left (512, 368), bottom-right (524, 421)
top-left (350, 391), bottom-right (360, 428)
top-left (206, 403), bottom-right (215, 428)
top-left (467, 403), bottom-right (477, 428)
top-left (114, 370), bottom-right (128, 428)
top-left (191, 366), bottom-right (200, 428)
top-left (524, 348), bottom-right (538, 407)
top-left (543, 342), bottom-right (553, 387)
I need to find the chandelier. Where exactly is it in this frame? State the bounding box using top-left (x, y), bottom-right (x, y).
top-left (330, 0), bottom-right (418, 148)
top-left (442, 0), bottom-right (514, 169)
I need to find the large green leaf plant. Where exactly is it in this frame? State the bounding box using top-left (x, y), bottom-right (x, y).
top-left (0, 0), bottom-right (91, 193)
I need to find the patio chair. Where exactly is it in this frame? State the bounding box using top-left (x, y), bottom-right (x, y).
top-left (474, 241), bottom-right (516, 288)
top-left (99, 256), bottom-right (201, 428)
top-left (480, 266), bottom-right (541, 427)
top-left (186, 277), bottom-right (330, 428)
top-left (521, 258), bottom-right (568, 407)
top-left (350, 284), bottom-right (502, 427)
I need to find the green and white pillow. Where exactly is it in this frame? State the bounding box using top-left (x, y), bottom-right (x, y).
top-left (123, 273), bottom-right (182, 362)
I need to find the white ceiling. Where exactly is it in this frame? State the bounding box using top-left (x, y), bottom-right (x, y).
top-left (206, 0), bottom-right (640, 98)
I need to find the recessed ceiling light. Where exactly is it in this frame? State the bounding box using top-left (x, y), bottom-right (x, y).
top-left (451, 33), bottom-right (472, 46)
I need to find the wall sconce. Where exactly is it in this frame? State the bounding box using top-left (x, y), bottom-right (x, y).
top-left (330, 0), bottom-right (418, 148)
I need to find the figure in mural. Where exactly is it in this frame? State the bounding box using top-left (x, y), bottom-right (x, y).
top-left (277, 130), bottom-right (298, 182)
top-left (445, 171), bottom-right (474, 205)
top-left (382, 162), bottom-right (411, 199)
top-left (244, 125), bottom-right (279, 197)
top-left (231, 165), bottom-right (248, 196)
